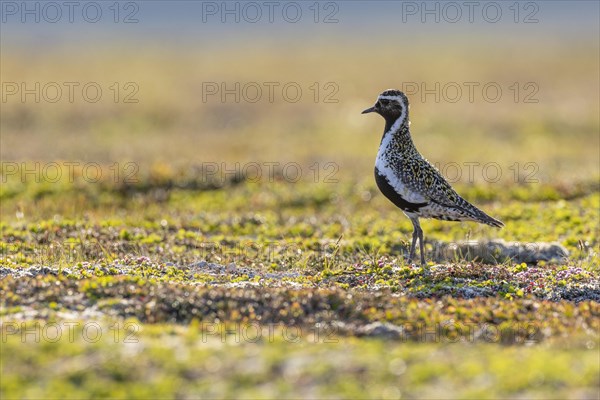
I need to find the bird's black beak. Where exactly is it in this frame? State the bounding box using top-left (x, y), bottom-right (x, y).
top-left (361, 106), bottom-right (376, 114)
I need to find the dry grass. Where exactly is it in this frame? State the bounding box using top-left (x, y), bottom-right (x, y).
top-left (1, 41), bottom-right (598, 183)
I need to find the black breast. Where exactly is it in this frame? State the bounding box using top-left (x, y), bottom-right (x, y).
top-left (374, 167), bottom-right (428, 213)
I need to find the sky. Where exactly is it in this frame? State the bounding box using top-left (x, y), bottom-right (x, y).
top-left (1, 1), bottom-right (598, 50)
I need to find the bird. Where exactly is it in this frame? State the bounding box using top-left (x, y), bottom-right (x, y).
top-left (362, 89), bottom-right (503, 265)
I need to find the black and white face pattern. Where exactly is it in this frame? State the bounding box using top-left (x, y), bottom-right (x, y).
top-left (362, 89), bottom-right (409, 125)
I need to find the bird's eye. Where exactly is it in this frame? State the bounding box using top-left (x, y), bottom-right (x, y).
top-left (376, 101), bottom-right (382, 107)
top-left (379, 99), bottom-right (389, 106)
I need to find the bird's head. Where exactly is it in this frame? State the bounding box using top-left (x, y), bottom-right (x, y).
top-left (362, 89), bottom-right (409, 124)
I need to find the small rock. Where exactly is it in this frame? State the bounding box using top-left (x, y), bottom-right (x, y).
top-left (356, 322), bottom-right (405, 339)
top-left (435, 239), bottom-right (569, 264)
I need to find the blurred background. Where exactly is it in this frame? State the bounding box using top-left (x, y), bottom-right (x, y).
top-left (1, 0), bottom-right (599, 186)
top-left (2, 5), bottom-right (599, 398)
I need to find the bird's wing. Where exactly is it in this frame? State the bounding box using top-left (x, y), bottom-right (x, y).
top-left (404, 157), bottom-right (473, 211)
top-left (405, 157), bottom-right (503, 226)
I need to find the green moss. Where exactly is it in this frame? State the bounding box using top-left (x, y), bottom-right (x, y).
top-left (1, 160), bottom-right (598, 399)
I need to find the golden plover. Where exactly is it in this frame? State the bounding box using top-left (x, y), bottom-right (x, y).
top-left (362, 89), bottom-right (503, 265)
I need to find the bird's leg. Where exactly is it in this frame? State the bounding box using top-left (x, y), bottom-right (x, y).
top-left (417, 224), bottom-right (425, 265)
top-left (409, 217), bottom-right (425, 265)
top-left (408, 227), bottom-right (418, 261)
top-left (408, 217), bottom-right (420, 263)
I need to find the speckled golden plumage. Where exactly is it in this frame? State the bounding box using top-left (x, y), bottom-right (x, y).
top-left (363, 89), bottom-right (503, 264)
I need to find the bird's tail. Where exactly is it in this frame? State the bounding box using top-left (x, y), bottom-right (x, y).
top-left (457, 199), bottom-right (504, 228)
top-left (480, 214), bottom-right (504, 228)
top-left (468, 206), bottom-right (504, 228)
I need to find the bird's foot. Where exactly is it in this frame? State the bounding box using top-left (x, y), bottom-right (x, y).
top-left (405, 252), bottom-right (425, 265)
